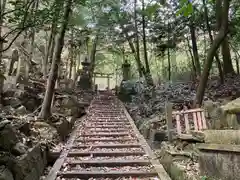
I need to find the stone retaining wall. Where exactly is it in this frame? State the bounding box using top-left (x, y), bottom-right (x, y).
top-left (198, 143), bottom-right (240, 180)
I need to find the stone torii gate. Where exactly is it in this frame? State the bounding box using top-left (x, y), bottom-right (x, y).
top-left (93, 72), bottom-right (113, 90)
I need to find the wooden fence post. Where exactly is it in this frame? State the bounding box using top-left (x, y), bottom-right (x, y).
top-left (166, 102), bottom-right (173, 142)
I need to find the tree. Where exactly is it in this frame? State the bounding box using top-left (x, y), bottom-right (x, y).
top-left (189, 19), bottom-right (201, 76)
top-left (216, 0), bottom-right (235, 75)
top-left (195, 0), bottom-right (230, 106)
top-left (39, 0), bottom-right (73, 119)
top-left (202, 0), bottom-right (224, 83)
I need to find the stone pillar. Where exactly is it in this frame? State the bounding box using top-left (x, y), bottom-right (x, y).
top-left (107, 75), bottom-right (110, 89)
top-left (78, 58), bottom-right (92, 89)
top-left (122, 60), bottom-right (131, 81)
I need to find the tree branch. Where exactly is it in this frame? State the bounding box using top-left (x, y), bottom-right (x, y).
top-left (0, 0), bottom-right (34, 52)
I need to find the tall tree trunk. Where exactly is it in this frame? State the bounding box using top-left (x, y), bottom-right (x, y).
top-left (120, 21), bottom-right (144, 77)
top-left (195, 0), bottom-right (230, 106)
top-left (142, 0), bottom-right (150, 73)
top-left (134, 0), bottom-right (142, 78)
top-left (231, 45), bottom-right (240, 74)
top-left (187, 37), bottom-right (196, 77)
top-left (49, 35), bottom-right (56, 65)
top-left (68, 28), bottom-right (74, 79)
top-left (43, 31), bottom-right (53, 78)
top-left (42, 0), bottom-right (63, 79)
top-left (235, 52), bottom-right (239, 74)
top-left (126, 37), bottom-right (143, 77)
top-left (167, 47), bottom-right (171, 81)
top-left (203, 0), bottom-right (224, 83)
top-left (189, 22), bottom-right (201, 76)
top-left (221, 37), bottom-right (234, 74)
top-left (0, 0), bottom-right (7, 66)
top-left (39, 0), bottom-right (72, 119)
top-left (25, 32), bottom-right (35, 81)
top-left (167, 18), bottom-right (171, 81)
top-left (27, 0), bottom-right (38, 80)
top-left (25, 0), bottom-right (38, 80)
top-left (141, 0), bottom-right (153, 85)
top-left (216, 0), bottom-right (234, 75)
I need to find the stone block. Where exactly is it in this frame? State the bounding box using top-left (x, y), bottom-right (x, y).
top-left (221, 98), bottom-right (240, 114)
top-left (198, 143), bottom-right (240, 180)
top-left (220, 98), bottom-right (240, 129)
top-left (203, 100), bottom-right (222, 129)
top-left (203, 130), bottom-right (240, 145)
top-left (158, 147), bottom-right (198, 180)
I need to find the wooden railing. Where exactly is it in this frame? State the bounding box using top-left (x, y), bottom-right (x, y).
top-left (140, 104), bottom-right (208, 145)
top-left (172, 108), bottom-right (207, 135)
top-left (165, 103), bottom-right (208, 142)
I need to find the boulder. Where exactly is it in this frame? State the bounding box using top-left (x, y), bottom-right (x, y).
top-left (13, 89), bottom-right (41, 111)
top-left (53, 116), bottom-right (72, 140)
top-left (56, 95), bottom-right (85, 117)
top-left (11, 144), bottom-right (47, 180)
top-left (0, 123), bottom-right (18, 151)
top-left (3, 97), bottom-right (21, 108)
top-left (118, 80), bottom-right (138, 102)
top-left (18, 122), bottom-right (31, 136)
top-left (0, 151), bottom-right (15, 167)
top-left (15, 106), bottom-right (27, 115)
top-left (32, 121), bottom-right (58, 142)
top-left (13, 89), bottom-right (25, 100)
top-left (3, 89), bottom-right (16, 98)
top-left (0, 166), bottom-right (14, 180)
top-left (62, 95), bottom-right (78, 107)
top-left (11, 142), bottom-right (27, 156)
top-left (0, 120), bottom-right (11, 130)
top-left (23, 98), bottom-right (41, 112)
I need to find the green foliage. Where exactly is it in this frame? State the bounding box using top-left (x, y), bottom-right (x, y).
top-left (145, 4), bottom-right (161, 19)
top-left (2, 0), bottom-right (240, 86)
top-left (176, 0), bottom-right (193, 17)
top-left (6, 0), bottom-right (53, 31)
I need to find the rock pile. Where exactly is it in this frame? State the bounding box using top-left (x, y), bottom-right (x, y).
top-left (0, 80), bottom-right (93, 180)
top-left (123, 75), bottom-right (240, 130)
top-left (122, 75), bottom-right (240, 180)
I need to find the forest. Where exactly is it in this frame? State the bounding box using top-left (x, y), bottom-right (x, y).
top-left (0, 0), bottom-right (240, 180)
